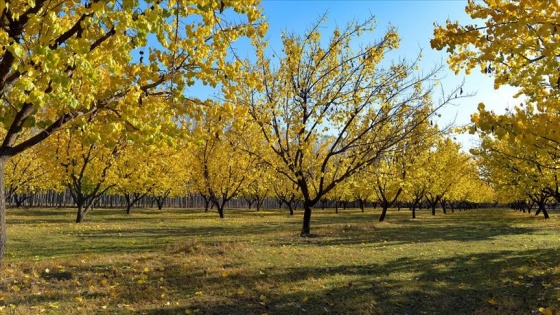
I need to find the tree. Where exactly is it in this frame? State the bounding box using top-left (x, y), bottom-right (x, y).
top-left (0, 0), bottom-right (265, 262)
top-left (346, 171), bottom-right (375, 213)
top-left (431, 1), bottom-right (560, 207)
top-left (271, 172), bottom-right (300, 216)
top-left (373, 112), bottom-right (438, 221)
top-left (423, 138), bottom-right (472, 216)
top-left (41, 126), bottom-right (121, 223)
top-left (149, 149), bottom-right (186, 211)
top-left (371, 151), bottom-right (405, 222)
top-left (472, 134), bottom-right (554, 219)
top-left (187, 104), bottom-right (262, 218)
top-left (1, 129), bottom-right (54, 206)
top-left (240, 15), bottom-right (463, 235)
top-left (114, 143), bottom-right (185, 214)
top-left (241, 164), bottom-right (272, 211)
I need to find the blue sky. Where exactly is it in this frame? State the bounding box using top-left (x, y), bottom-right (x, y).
top-left (254, 0), bottom-right (520, 148)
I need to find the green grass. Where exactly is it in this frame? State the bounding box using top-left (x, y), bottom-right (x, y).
top-left (1, 207), bottom-right (559, 314)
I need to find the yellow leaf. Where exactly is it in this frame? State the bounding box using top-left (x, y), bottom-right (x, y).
top-left (194, 291), bottom-right (203, 296)
top-left (236, 289), bottom-right (244, 295)
top-left (488, 298), bottom-right (496, 305)
top-left (538, 307), bottom-right (553, 315)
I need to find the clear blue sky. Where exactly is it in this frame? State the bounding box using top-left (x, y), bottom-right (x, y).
top-left (254, 0), bottom-right (520, 149)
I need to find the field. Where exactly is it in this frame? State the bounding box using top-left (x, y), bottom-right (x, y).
top-left (0, 207), bottom-right (559, 314)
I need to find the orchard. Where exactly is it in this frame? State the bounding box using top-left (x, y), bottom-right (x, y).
top-left (0, 1), bottom-right (558, 314)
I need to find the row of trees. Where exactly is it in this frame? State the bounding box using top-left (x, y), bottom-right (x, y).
top-left (432, 1), bottom-right (560, 219)
top-left (4, 0), bottom-right (552, 264)
top-left (3, 108), bottom-right (493, 224)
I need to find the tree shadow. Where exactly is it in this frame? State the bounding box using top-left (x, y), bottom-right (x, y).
top-left (135, 248), bottom-right (559, 315)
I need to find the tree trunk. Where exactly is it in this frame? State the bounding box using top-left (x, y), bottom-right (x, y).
top-left (535, 201), bottom-right (550, 219)
top-left (76, 204), bottom-right (85, 223)
top-left (301, 202), bottom-right (312, 236)
top-left (217, 204), bottom-right (225, 219)
top-left (379, 204), bottom-right (389, 222)
top-left (358, 199), bottom-right (365, 212)
top-left (125, 194), bottom-right (133, 215)
top-left (441, 200), bottom-right (447, 214)
top-left (412, 206), bottom-right (416, 219)
top-left (0, 157), bottom-right (7, 264)
top-left (156, 198), bottom-right (164, 210)
top-left (14, 194), bottom-right (27, 207)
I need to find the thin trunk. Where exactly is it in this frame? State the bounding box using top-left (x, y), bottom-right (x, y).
top-left (125, 194), bottom-right (133, 215)
top-left (0, 157), bottom-right (7, 264)
top-left (358, 199), bottom-right (365, 213)
top-left (246, 199), bottom-right (254, 210)
top-left (379, 203), bottom-right (389, 222)
top-left (156, 198), bottom-right (164, 210)
top-left (76, 206), bottom-right (85, 223)
top-left (14, 194), bottom-right (27, 207)
top-left (75, 196), bottom-right (88, 223)
top-left (542, 207), bottom-right (550, 219)
top-left (301, 201), bottom-right (312, 236)
top-left (335, 201), bottom-right (339, 214)
top-left (217, 205), bottom-right (225, 218)
top-left (288, 203), bottom-right (294, 216)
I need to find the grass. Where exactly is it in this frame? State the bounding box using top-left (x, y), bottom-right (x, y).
top-left (1, 207), bottom-right (559, 314)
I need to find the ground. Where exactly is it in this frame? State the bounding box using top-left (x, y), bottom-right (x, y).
top-left (1, 207), bottom-right (559, 314)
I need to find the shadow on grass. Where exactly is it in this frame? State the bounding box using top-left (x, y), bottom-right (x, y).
top-left (8, 208), bottom-right (548, 260)
top-left (136, 247), bottom-right (559, 315)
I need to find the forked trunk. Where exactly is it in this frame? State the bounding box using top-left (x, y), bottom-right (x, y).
top-left (535, 201), bottom-right (550, 219)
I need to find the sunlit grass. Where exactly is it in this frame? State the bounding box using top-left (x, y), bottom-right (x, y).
top-left (1, 207), bottom-right (559, 314)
